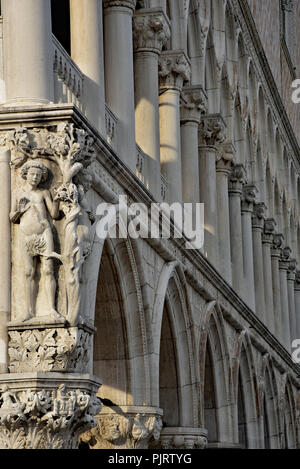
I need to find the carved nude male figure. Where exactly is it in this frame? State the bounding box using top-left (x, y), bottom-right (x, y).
top-left (10, 161), bottom-right (61, 322)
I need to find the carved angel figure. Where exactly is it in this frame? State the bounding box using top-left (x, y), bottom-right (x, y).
top-left (10, 161), bottom-right (62, 322)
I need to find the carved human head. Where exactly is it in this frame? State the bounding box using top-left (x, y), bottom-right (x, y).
top-left (20, 161), bottom-right (49, 186)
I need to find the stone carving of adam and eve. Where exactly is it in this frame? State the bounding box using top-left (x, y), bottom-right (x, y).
top-left (10, 160), bottom-right (94, 323)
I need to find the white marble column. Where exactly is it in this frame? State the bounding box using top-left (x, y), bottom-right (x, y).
top-left (262, 219), bottom-right (276, 332)
top-left (198, 114), bottom-right (226, 268)
top-left (271, 234), bottom-right (284, 340)
top-left (287, 259), bottom-right (297, 343)
top-left (216, 146), bottom-right (234, 284)
top-left (0, 149), bottom-right (10, 373)
top-left (295, 272), bottom-right (300, 342)
top-left (2, 0), bottom-right (54, 104)
top-left (252, 203), bottom-right (266, 320)
top-left (103, 0), bottom-right (137, 172)
top-left (133, 9), bottom-right (170, 200)
top-left (180, 86), bottom-right (207, 204)
top-left (70, 0), bottom-right (106, 135)
top-left (279, 248), bottom-right (292, 352)
top-left (159, 50), bottom-right (190, 204)
top-left (241, 185), bottom-right (257, 310)
top-left (229, 165), bottom-right (245, 296)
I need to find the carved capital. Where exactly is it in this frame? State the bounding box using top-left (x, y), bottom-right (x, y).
top-left (262, 218), bottom-right (276, 245)
top-left (281, 0), bottom-right (294, 12)
top-left (271, 234), bottom-right (284, 258)
top-left (0, 376), bottom-right (102, 449)
top-left (287, 259), bottom-right (297, 281)
top-left (154, 427), bottom-right (208, 450)
top-left (241, 185), bottom-right (258, 213)
top-left (103, 0), bottom-right (136, 12)
top-left (80, 406), bottom-right (163, 449)
top-left (198, 114), bottom-right (227, 147)
top-left (295, 271), bottom-right (300, 290)
top-left (159, 51), bottom-right (191, 92)
top-left (133, 9), bottom-right (170, 54)
top-left (229, 164), bottom-right (246, 195)
top-left (180, 85), bottom-right (208, 124)
top-left (8, 325), bottom-right (93, 374)
top-left (252, 203), bottom-right (266, 230)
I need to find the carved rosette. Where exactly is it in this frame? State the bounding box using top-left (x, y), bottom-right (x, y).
top-left (8, 326), bottom-right (92, 374)
top-left (133, 9), bottom-right (171, 54)
top-left (154, 427), bottom-right (208, 450)
top-left (159, 51), bottom-right (191, 92)
top-left (0, 378), bottom-right (102, 449)
top-left (180, 85), bottom-right (208, 124)
top-left (198, 114), bottom-right (227, 147)
top-left (80, 406), bottom-right (163, 449)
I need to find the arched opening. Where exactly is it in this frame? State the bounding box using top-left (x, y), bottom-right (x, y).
top-left (204, 340), bottom-right (218, 444)
top-left (159, 303), bottom-right (180, 427)
top-left (93, 242), bottom-right (130, 406)
top-left (51, 0), bottom-right (70, 53)
top-left (236, 343), bottom-right (260, 449)
top-left (237, 370), bottom-right (248, 449)
top-left (282, 385), bottom-right (297, 449)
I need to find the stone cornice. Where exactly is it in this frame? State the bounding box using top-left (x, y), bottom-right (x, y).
top-left (180, 85), bottom-right (208, 124)
top-left (133, 9), bottom-right (171, 54)
top-left (158, 50), bottom-right (191, 92)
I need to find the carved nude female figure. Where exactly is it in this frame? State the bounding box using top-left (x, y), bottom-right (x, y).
top-left (10, 161), bottom-right (61, 322)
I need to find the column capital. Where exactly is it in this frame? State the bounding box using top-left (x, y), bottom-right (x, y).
top-left (133, 9), bottom-right (171, 54)
top-left (271, 233), bottom-right (284, 258)
top-left (80, 406), bottom-right (163, 449)
top-left (287, 259), bottom-right (297, 282)
top-left (159, 50), bottom-right (191, 92)
top-left (241, 184), bottom-right (258, 213)
top-left (103, 0), bottom-right (137, 12)
top-left (262, 218), bottom-right (276, 245)
top-left (295, 271), bottom-right (300, 290)
top-left (180, 85), bottom-right (208, 124)
top-left (252, 202), bottom-right (266, 230)
top-left (279, 246), bottom-right (292, 271)
top-left (228, 163), bottom-right (246, 195)
top-left (198, 113), bottom-right (227, 148)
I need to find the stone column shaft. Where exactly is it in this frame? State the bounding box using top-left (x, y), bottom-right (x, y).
top-left (216, 152), bottom-right (233, 284)
top-left (262, 219), bottom-right (276, 333)
top-left (70, 0), bottom-right (106, 135)
top-left (198, 114), bottom-right (226, 269)
top-left (229, 165), bottom-right (245, 296)
top-left (295, 272), bottom-right (300, 343)
top-left (252, 203), bottom-right (266, 321)
top-left (241, 186), bottom-right (257, 311)
top-left (271, 234), bottom-right (284, 341)
top-left (133, 9), bottom-right (170, 200)
top-left (159, 50), bottom-right (190, 204)
top-left (2, 0), bottom-right (54, 104)
top-left (287, 260), bottom-right (297, 343)
top-left (103, 0), bottom-right (137, 172)
top-left (0, 150), bottom-right (10, 373)
top-left (180, 86), bottom-right (207, 205)
top-left (279, 248), bottom-right (292, 352)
